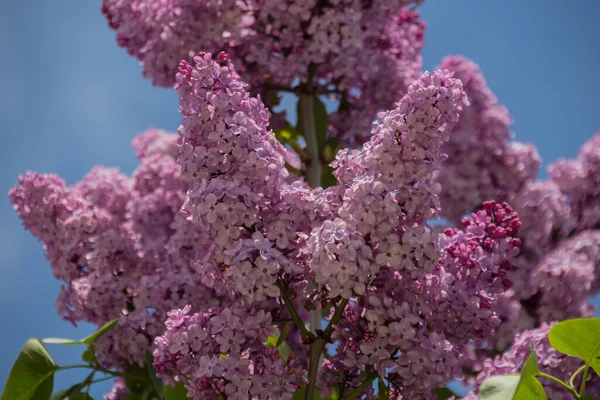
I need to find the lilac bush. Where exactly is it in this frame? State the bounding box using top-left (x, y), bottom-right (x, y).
top-left (4, 1), bottom-right (600, 399)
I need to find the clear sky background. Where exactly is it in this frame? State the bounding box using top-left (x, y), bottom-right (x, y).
top-left (1, 0), bottom-right (599, 397)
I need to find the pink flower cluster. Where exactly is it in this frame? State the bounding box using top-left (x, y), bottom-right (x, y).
top-left (9, 130), bottom-right (221, 368)
top-left (10, 0), bottom-right (600, 398)
top-left (153, 305), bottom-right (305, 399)
top-left (96, 53), bottom-right (525, 399)
top-left (430, 53), bottom-right (600, 376)
top-left (102, 0), bottom-right (425, 144)
top-left (9, 51), bottom-right (529, 399)
top-left (434, 56), bottom-right (541, 224)
top-left (464, 324), bottom-right (600, 399)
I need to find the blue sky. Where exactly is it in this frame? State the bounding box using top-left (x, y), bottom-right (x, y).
top-left (1, 0), bottom-right (599, 397)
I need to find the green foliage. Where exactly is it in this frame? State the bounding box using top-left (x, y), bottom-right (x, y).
top-left (42, 319), bottom-right (119, 347)
top-left (480, 350), bottom-right (547, 400)
top-left (266, 326), bottom-right (293, 364)
top-left (50, 371), bottom-right (96, 400)
top-left (50, 389), bottom-right (93, 400)
top-left (82, 319), bottom-right (119, 346)
top-left (292, 385), bottom-right (308, 400)
top-left (480, 375), bottom-right (522, 400)
top-left (1, 339), bottom-right (57, 400)
top-left (81, 349), bottom-right (94, 364)
top-left (548, 318), bottom-right (600, 375)
top-left (432, 387), bottom-right (461, 399)
top-left (146, 352), bottom-right (164, 399)
top-left (163, 382), bottom-right (190, 400)
top-left (377, 378), bottom-right (389, 400)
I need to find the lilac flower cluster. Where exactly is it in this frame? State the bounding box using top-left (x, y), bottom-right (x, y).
top-left (102, 0), bottom-right (425, 144)
top-left (14, 1), bottom-right (600, 394)
top-left (9, 131), bottom-right (221, 369)
top-left (423, 54), bottom-right (600, 372)
top-left (464, 324), bottom-right (600, 399)
top-left (434, 56), bottom-right (541, 224)
top-left (153, 305), bottom-right (305, 399)
top-left (12, 46), bottom-right (545, 398)
top-left (488, 136), bottom-right (600, 357)
top-left (315, 201), bottom-right (521, 398)
top-left (550, 132), bottom-right (600, 230)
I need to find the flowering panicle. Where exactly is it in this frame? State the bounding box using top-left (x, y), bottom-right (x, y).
top-left (550, 132), bottom-right (600, 230)
top-left (13, 3), bottom-right (600, 394)
top-left (434, 56), bottom-right (540, 224)
top-left (309, 69), bottom-right (468, 300)
top-left (9, 132), bottom-right (221, 369)
top-left (464, 324), bottom-right (600, 399)
top-left (102, 0), bottom-right (425, 144)
top-left (153, 305), bottom-right (305, 399)
top-left (420, 201), bottom-right (521, 345)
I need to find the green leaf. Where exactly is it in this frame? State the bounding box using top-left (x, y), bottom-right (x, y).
top-left (378, 378), bottom-right (389, 400)
top-left (42, 338), bottom-right (82, 346)
top-left (50, 371), bottom-right (96, 400)
top-left (81, 349), bottom-right (94, 364)
top-left (42, 319), bottom-right (119, 348)
top-left (521, 348), bottom-right (540, 378)
top-left (277, 323), bottom-right (291, 347)
top-left (432, 387), bottom-right (460, 400)
top-left (292, 385), bottom-right (306, 400)
top-left (323, 386), bottom-right (340, 400)
top-left (515, 376), bottom-right (547, 400)
top-left (265, 326), bottom-right (293, 364)
top-left (292, 385), bottom-right (322, 400)
top-left (82, 319), bottom-right (119, 346)
top-left (266, 333), bottom-right (278, 347)
top-left (50, 390), bottom-right (70, 400)
top-left (51, 392), bottom-right (93, 400)
top-left (125, 364), bottom-right (148, 394)
top-left (480, 375), bottom-right (521, 400)
top-left (548, 318), bottom-right (600, 375)
top-left (30, 376), bottom-right (53, 400)
top-left (513, 350), bottom-right (547, 400)
top-left (480, 373), bottom-right (547, 400)
top-left (146, 352), bottom-right (163, 399)
top-left (1, 338), bottom-right (57, 400)
top-left (163, 382), bottom-right (189, 400)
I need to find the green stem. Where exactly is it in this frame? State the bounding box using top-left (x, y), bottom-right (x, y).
top-left (345, 372), bottom-right (379, 400)
top-left (305, 338), bottom-right (327, 400)
top-left (304, 299), bottom-right (350, 400)
top-left (56, 364), bottom-right (147, 381)
top-left (276, 280), bottom-right (312, 340)
top-left (88, 376), bottom-right (115, 385)
top-left (539, 373), bottom-right (580, 399)
top-left (323, 298), bottom-right (349, 339)
top-left (263, 83), bottom-right (296, 93)
top-left (579, 365), bottom-right (590, 396)
top-left (570, 365), bottom-right (586, 389)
